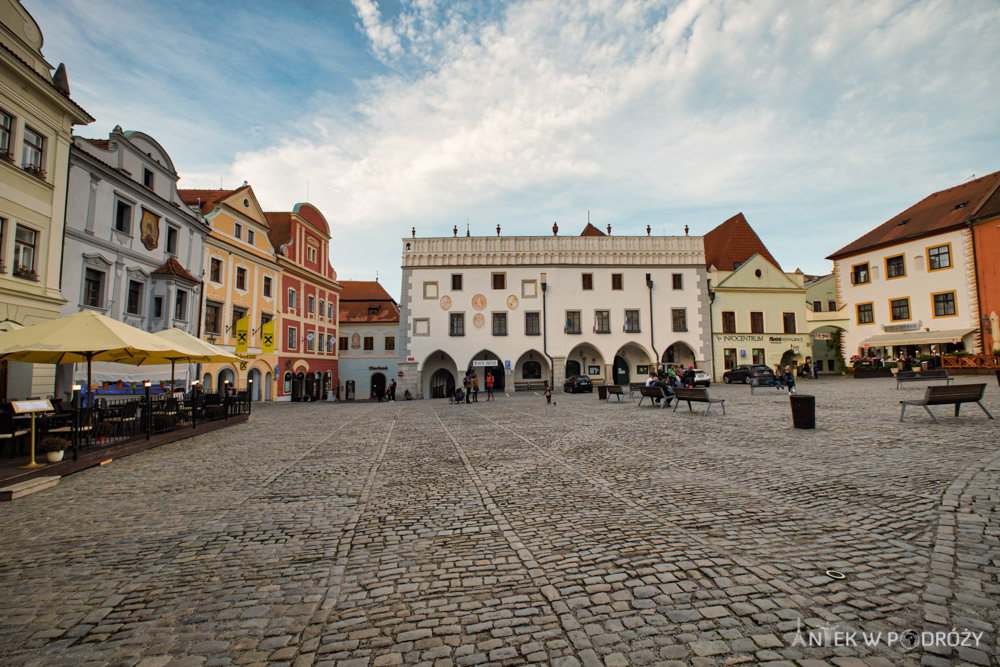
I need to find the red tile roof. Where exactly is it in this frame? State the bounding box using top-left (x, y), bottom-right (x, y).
top-left (338, 281), bottom-right (399, 324)
top-left (828, 170), bottom-right (1000, 260)
top-left (152, 255), bottom-right (200, 283)
top-left (263, 212), bottom-right (293, 251)
top-left (83, 138), bottom-right (109, 149)
top-left (704, 213), bottom-right (781, 271)
top-left (580, 223), bottom-right (606, 236)
top-left (177, 187), bottom-right (249, 215)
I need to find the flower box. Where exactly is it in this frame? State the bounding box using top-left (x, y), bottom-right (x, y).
top-left (21, 164), bottom-right (47, 180)
top-left (12, 265), bottom-right (38, 281)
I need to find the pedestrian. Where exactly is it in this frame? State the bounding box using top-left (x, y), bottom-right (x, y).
top-left (387, 379), bottom-right (397, 402)
top-left (544, 383), bottom-right (552, 405)
top-left (486, 372), bottom-right (495, 401)
top-left (683, 365), bottom-right (696, 388)
top-left (645, 371), bottom-right (661, 405)
top-left (463, 372), bottom-right (471, 404)
top-left (472, 373), bottom-right (479, 402)
top-left (784, 366), bottom-right (796, 394)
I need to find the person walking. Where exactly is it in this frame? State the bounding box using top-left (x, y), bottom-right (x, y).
top-left (463, 372), bottom-right (471, 404)
top-left (486, 372), bottom-right (495, 401)
top-left (472, 373), bottom-right (479, 402)
top-left (544, 383), bottom-right (552, 404)
top-left (387, 379), bottom-right (397, 402)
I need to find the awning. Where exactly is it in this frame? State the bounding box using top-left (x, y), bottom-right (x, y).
top-left (861, 328), bottom-right (976, 347)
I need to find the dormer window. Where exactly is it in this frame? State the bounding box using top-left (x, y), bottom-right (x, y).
top-left (954, 202), bottom-right (968, 210)
top-left (368, 306), bottom-right (379, 316)
top-left (142, 168), bottom-right (154, 188)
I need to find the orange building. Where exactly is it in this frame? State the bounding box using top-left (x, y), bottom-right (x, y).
top-left (178, 185), bottom-right (281, 400)
top-left (969, 172), bottom-right (1000, 353)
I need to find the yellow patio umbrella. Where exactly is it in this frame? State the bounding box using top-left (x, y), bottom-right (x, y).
top-left (150, 327), bottom-right (240, 389)
top-left (0, 310), bottom-right (190, 399)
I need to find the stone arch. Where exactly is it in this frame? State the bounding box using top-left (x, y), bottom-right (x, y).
top-left (613, 342), bottom-right (654, 385)
top-left (422, 349), bottom-right (459, 399)
top-left (566, 342), bottom-right (606, 382)
top-left (467, 348), bottom-right (505, 391)
top-left (513, 349), bottom-right (549, 386)
top-left (662, 341), bottom-right (697, 368)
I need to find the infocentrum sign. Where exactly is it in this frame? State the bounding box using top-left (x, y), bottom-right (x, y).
top-left (714, 334), bottom-right (809, 343)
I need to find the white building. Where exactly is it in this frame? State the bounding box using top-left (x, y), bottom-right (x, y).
top-left (59, 127), bottom-right (209, 389)
top-left (827, 176), bottom-right (988, 362)
top-left (397, 224), bottom-right (708, 399)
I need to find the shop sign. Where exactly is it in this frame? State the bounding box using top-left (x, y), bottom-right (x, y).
top-left (814, 333), bottom-right (832, 340)
top-left (884, 321), bottom-right (921, 332)
top-left (473, 360), bottom-right (498, 367)
top-left (368, 365), bottom-right (388, 371)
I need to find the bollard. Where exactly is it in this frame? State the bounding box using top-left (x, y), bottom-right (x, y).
top-left (790, 394), bottom-right (816, 429)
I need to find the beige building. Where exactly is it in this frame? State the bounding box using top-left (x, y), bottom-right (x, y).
top-left (804, 274), bottom-right (849, 374)
top-left (0, 0), bottom-right (92, 400)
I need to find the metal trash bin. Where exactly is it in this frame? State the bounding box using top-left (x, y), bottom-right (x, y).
top-left (790, 394), bottom-right (816, 429)
top-left (597, 385), bottom-right (608, 400)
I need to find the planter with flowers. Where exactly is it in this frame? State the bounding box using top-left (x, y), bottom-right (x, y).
top-left (93, 421), bottom-right (114, 444)
top-left (21, 163), bottom-right (46, 181)
top-left (12, 265), bottom-right (38, 281)
top-left (41, 436), bottom-right (70, 463)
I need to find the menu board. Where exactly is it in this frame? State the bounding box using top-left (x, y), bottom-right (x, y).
top-left (11, 400), bottom-right (53, 414)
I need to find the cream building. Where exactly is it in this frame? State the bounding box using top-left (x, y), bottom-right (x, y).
top-left (804, 274), bottom-right (849, 374)
top-left (0, 0), bottom-right (92, 400)
top-left (398, 225), bottom-right (708, 399)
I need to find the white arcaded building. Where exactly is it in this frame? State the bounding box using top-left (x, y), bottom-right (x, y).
top-left (396, 224), bottom-right (708, 399)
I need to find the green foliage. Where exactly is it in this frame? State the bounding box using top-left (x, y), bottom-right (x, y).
top-left (40, 436), bottom-right (70, 453)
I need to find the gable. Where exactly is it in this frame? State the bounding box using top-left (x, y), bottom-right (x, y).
top-left (219, 187), bottom-right (270, 228)
top-left (716, 254), bottom-right (801, 291)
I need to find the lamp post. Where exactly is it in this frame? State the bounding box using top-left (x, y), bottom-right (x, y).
top-left (71, 384), bottom-right (82, 457)
top-left (143, 381), bottom-right (152, 440)
top-left (540, 272), bottom-right (555, 390)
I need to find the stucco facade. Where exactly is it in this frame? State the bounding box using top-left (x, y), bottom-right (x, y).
top-left (398, 231), bottom-right (708, 399)
top-left (804, 274), bottom-right (849, 373)
top-left (337, 281), bottom-right (400, 401)
top-left (0, 0), bottom-right (92, 400)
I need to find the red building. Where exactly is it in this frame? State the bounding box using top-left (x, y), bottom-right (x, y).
top-left (265, 203), bottom-right (342, 400)
top-left (968, 172), bottom-right (1000, 353)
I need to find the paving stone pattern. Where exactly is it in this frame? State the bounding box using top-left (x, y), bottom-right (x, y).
top-left (0, 377), bottom-right (997, 666)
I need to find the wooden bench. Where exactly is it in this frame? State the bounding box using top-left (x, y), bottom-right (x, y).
top-left (900, 383), bottom-right (993, 424)
top-left (672, 387), bottom-right (726, 416)
top-left (628, 382), bottom-right (646, 400)
top-left (605, 385), bottom-right (625, 402)
top-left (637, 385), bottom-right (671, 408)
top-left (513, 381), bottom-right (547, 392)
top-left (895, 369), bottom-right (954, 390)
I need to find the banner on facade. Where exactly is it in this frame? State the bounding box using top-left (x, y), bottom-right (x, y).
top-left (140, 208), bottom-right (160, 251)
top-left (235, 315), bottom-right (250, 353)
top-left (261, 319), bottom-right (275, 354)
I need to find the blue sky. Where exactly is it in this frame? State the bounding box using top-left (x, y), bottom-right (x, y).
top-left (28, 0), bottom-right (1000, 300)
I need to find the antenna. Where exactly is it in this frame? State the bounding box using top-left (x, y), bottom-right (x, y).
top-left (964, 174), bottom-right (976, 182)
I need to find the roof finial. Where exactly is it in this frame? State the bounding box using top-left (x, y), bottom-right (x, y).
top-left (411, 227), bottom-right (415, 238)
top-left (552, 221), bottom-right (558, 236)
top-left (684, 225), bottom-right (689, 236)
top-left (496, 224), bottom-right (501, 237)
top-left (646, 225), bottom-right (651, 236)
top-left (453, 224), bottom-right (457, 237)
top-left (376, 270), bottom-right (379, 282)
top-left (466, 221), bottom-right (470, 237)
top-left (606, 224), bottom-right (611, 235)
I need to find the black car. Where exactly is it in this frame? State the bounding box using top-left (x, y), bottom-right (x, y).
top-left (722, 364), bottom-right (775, 384)
top-left (563, 375), bottom-right (594, 393)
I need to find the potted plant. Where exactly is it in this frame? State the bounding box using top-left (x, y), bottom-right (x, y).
top-left (41, 436), bottom-right (70, 463)
top-left (21, 163), bottom-right (46, 180)
top-left (116, 380), bottom-right (123, 389)
top-left (12, 264), bottom-right (37, 280)
top-left (93, 421), bottom-right (114, 444)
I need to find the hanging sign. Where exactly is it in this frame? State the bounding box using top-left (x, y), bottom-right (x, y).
top-left (235, 316), bottom-right (250, 353)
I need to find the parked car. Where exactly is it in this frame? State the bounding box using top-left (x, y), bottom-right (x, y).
top-left (722, 364), bottom-right (775, 384)
top-left (563, 375), bottom-right (594, 393)
top-left (689, 369), bottom-right (711, 387)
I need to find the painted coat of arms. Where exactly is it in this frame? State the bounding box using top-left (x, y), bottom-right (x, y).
top-left (140, 208), bottom-right (161, 251)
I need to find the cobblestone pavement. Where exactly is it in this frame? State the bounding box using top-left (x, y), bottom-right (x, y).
top-left (1, 376), bottom-right (997, 667)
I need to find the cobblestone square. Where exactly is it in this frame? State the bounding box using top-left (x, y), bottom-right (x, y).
top-left (1, 376), bottom-right (997, 666)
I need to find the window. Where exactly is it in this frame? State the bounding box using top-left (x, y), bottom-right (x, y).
top-left (624, 309), bottom-right (640, 333)
top-left (114, 200), bottom-right (132, 234)
top-left (288, 327), bottom-right (297, 349)
top-left (14, 224), bottom-right (37, 272)
top-left (153, 296), bottom-right (163, 319)
top-left (210, 258), bottom-right (222, 282)
top-left (205, 303), bottom-right (221, 334)
top-left (932, 291), bottom-right (957, 317)
top-left (523, 361), bottom-right (542, 379)
top-left (492, 312), bottom-right (508, 335)
top-left (308, 295), bottom-right (315, 314)
top-left (752, 349), bottom-right (766, 365)
top-left (750, 312), bottom-right (764, 333)
top-left (671, 308), bottom-right (687, 332)
top-left (339, 336), bottom-right (348, 351)
top-left (318, 333), bottom-right (324, 352)
top-left (307, 331), bottom-right (315, 351)
top-left (22, 126), bottom-right (44, 170)
top-left (492, 273), bottom-right (506, 290)
top-left (886, 254), bottom-right (905, 279)
top-left (368, 306), bottom-right (379, 317)
top-left (385, 336), bottom-right (395, 351)
top-left (174, 290), bottom-right (187, 320)
top-left (423, 281), bottom-right (438, 299)
top-left (231, 307), bottom-right (247, 337)
top-left (363, 336), bottom-right (374, 351)
top-left (451, 274), bottom-right (463, 290)
top-left (525, 311), bottom-right (540, 335)
top-left (611, 273), bottom-right (623, 290)
top-left (828, 301), bottom-right (837, 311)
top-left (327, 302), bottom-right (334, 319)
top-left (319, 300), bottom-right (325, 318)
top-left (595, 310), bottom-right (610, 333)
top-left (260, 312), bottom-right (272, 328)
top-left (582, 273), bottom-right (593, 290)
top-left (812, 301), bottom-right (822, 312)
top-left (247, 229), bottom-right (255, 246)
top-left (327, 336), bottom-right (335, 353)
top-left (83, 268), bottom-right (104, 308)
top-left (672, 273), bottom-right (683, 290)
top-left (565, 310), bottom-right (581, 334)
top-left (284, 372), bottom-right (292, 394)
top-left (142, 168), bottom-right (154, 188)
top-left (307, 245), bottom-right (317, 263)
top-left (263, 276), bottom-right (272, 298)
top-left (449, 313), bottom-right (465, 336)
top-left (856, 302), bottom-right (874, 324)
top-left (723, 348), bottom-right (737, 370)
top-left (288, 289), bottom-right (297, 309)
top-left (782, 312), bottom-right (796, 334)
top-left (890, 298), bottom-right (910, 321)
top-left (0, 109), bottom-right (11, 154)
top-left (235, 267), bottom-right (247, 290)
top-left (233, 223), bottom-right (242, 240)
top-left (166, 226), bottom-right (178, 255)
top-left (722, 311), bottom-right (736, 334)
top-left (851, 262), bottom-right (870, 285)
top-left (126, 280), bottom-right (144, 315)
top-left (928, 244), bottom-right (952, 271)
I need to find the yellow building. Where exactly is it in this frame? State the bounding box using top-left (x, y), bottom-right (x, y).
top-left (0, 0), bottom-right (93, 400)
top-left (178, 185), bottom-right (280, 400)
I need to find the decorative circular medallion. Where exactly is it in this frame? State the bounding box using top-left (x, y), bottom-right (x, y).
top-left (440, 295), bottom-right (452, 310)
top-left (473, 313), bottom-right (486, 329)
top-left (506, 295), bottom-right (519, 310)
top-left (472, 294), bottom-right (487, 311)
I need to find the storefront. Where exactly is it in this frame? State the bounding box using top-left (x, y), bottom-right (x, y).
top-left (714, 333), bottom-right (811, 374)
top-left (858, 325), bottom-right (977, 361)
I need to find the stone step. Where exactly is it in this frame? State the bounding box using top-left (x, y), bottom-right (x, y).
top-left (0, 476), bottom-right (60, 501)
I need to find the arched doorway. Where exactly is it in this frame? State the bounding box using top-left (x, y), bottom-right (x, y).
top-left (217, 368), bottom-right (235, 394)
top-left (292, 371), bottom-right (305, 401)
top-left (514, 349), bottom-right (549, 388)
top-left (566, 343), bottom-right (606, 382)
top-left (371, 372), bottom-right (386, 399)
top-left (283, 372), bottom-right (292, 395)
top-left (247, 368), bottom-right (262, 401)
top-left (469, 349), bottom-right (505, 391)
top-left (264, 372), bottom-right (272, 400)
top-left (429, 369), bottom-right (455, 399)
top-left (810, 326), bottom-right (845, 374)
top-left (305, 372), bottom-right (317, 400)
top-left (566, 360), bottom-right (581, 378)
top-left (613, 356), bottom-right (629, 385)
top-left (779, 349), bottom-right (801, 373)
top-left (323, 371), bottom-right (333, 400)
top-left (614, 343), bottom-right (653, 385)
top-left (663, 342), bottom-right (696, 368)
top-left (202, 373), bottom-right (213, 392)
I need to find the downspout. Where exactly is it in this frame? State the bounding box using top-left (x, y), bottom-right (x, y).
top-left (541, 273), bottom-right (555, 388)
top-left (646, 273), bottom-right (658, 364)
